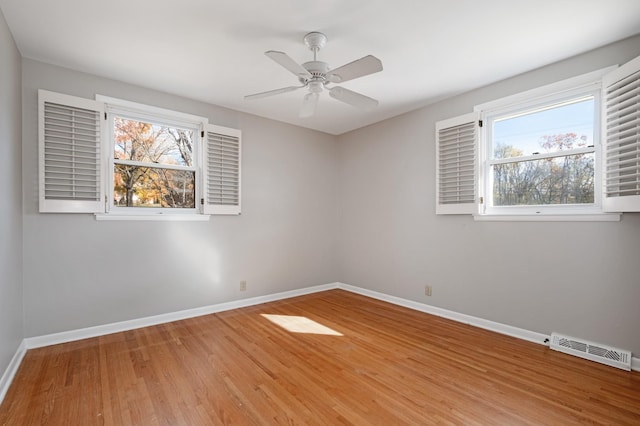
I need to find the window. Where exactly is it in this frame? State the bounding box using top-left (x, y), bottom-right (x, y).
top-left (38, 90), bottom-right (241, 218)
top-left (483, 89), bottom-right (600, 215)
top-left (435, 54), bottom-right (640, 219)
top-left (111, 115), bottom-right (198, 211)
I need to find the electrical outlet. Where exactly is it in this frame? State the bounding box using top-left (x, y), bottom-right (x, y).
top-left (425, 285), bottom-right (432, 296)
top-left (240, 280), bottom-right (247, 291)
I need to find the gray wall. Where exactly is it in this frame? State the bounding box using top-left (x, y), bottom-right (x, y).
top-left (0, 9), bottom-right (23, 374)
top-left (14, 31), bottom-right (640, 359)
top-left (337, 34), bottom-right (640, 355)
top-left (22, 60), bottom-right (339, 337)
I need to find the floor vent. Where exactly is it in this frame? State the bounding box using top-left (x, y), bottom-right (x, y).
top-left (550, 333), bottom-right (631, 371)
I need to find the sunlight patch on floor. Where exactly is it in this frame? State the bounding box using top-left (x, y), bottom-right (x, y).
top-left (261, 314), bottom-right (343, 336)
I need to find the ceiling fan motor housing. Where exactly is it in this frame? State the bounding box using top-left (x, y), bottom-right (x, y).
top-left (300, 61), bottom-right (330, 92)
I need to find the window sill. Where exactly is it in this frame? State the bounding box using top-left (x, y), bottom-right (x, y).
top-left (95, 214), bottom-right (210, 222)
top-left (473, 213), bottom-right (621, 222)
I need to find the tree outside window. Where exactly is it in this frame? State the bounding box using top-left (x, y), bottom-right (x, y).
top-left (113, 117), bottom-right (196, 208)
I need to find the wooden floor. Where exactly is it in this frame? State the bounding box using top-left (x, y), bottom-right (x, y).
top-left (1, 290), bottom-right (639, 425)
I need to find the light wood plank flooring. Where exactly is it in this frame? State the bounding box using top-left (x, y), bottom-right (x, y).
top-left (1, 289), bottom-right (639, 425)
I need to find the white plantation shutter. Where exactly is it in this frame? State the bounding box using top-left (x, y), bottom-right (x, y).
top-left (39, 90), bottom-right (105, 213)
top-left (602, 55), bottom-right (640, 212)
top-left (203, 124), bottom-right (241, 215)
top-left (435, 112), bottom-right (479, 214)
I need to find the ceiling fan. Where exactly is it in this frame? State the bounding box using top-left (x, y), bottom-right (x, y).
top-left (244, 32), bottom-right (383, 118)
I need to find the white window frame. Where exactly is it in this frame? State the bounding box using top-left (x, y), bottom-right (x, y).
top-left (38, 90), bottom-right (242, 220)
top-left (435, 61), bottom-right (640, 221)
top-left (480, 85), bottom-right (602, 217)
top-left (98, 95), bottom-right (206, 217)
top-left (472, 67), bottom-right (621, 221)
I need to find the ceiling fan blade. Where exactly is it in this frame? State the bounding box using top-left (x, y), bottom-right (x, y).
top-left (299, 92), bottom-right (319, 118)
top-left (265, 50), bottom-right (312, 79)
top-left (326, 55), bottom-right (383, 83)
top-left (329, 86), bottom-right (378, 110)
top-left (244, 86), bottom-right (302, 100)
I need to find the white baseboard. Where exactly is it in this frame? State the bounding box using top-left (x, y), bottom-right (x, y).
top-left (0, 340), bottom-right (27, 405)
top-left (24, 282), bottom-right (339, 349)
top-left (336, 283), bottom-right (549, 345)
top-left (12, 282), bottom-right (551, 351)
top-left (3, 280), bottom-right (637, 407)
top-left (336, 283), bottom-right (640, 372)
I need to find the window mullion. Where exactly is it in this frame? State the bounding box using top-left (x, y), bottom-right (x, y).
top-left (113, 159), bottom-right (196, 172)
top-left (490, 146), bottom-right (596, 165)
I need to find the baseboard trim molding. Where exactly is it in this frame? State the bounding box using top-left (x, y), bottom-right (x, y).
top-left (336, 283), bottom-right (640, 372)
top-left (10, 281), bottom-right (638, 384)
top-left (24, 282), bottom-right (339, 350)
top-left (336, 283), bottom-right (549, 345)
top-left (0, 340), bottom-right (27, 405)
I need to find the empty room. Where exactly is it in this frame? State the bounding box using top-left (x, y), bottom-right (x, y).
top-left (1, 0), bottom-right (640, 424)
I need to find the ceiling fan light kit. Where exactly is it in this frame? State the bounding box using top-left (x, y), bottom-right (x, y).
top-left (245, 32), bottom-right (383, 118)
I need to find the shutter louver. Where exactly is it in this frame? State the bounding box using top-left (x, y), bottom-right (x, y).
top-left (39, 90), bottom-right (104, 213)
top-left (603, 55), bottom-right (640, 212)
top-left (204, 124), bottom-right (241, 215)
top-left (436, 112), bottom-right (479, 214)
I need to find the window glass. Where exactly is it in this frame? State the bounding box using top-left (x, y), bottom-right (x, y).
top-left (112, 116), bottom-right (196, 209)
top-left (487, 93), bottom-right (598, 210)
top-left (492, 97), bottom-right (594, 159)
top-left (493, 153), bottom-right (594, 206)
top-left (113, 165), bottom-right (195, 208)
top-left (114, 117), bottom-right (193, 166)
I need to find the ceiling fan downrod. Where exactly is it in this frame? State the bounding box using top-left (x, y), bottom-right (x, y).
top-left (303, 31), bottom-right (327, 61)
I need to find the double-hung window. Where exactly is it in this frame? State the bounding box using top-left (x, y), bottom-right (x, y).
top-left (109, 107), bottom-right (199, 213)
top-left (436, 54), bottom-right (640, 219)
top-left (483, 87), bottom-right (600, 216)
top-left (38, 90), bottom-right (241, 218)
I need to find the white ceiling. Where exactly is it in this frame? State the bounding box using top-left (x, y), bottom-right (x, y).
top-left (2, 0), bottom-right (640, 135)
